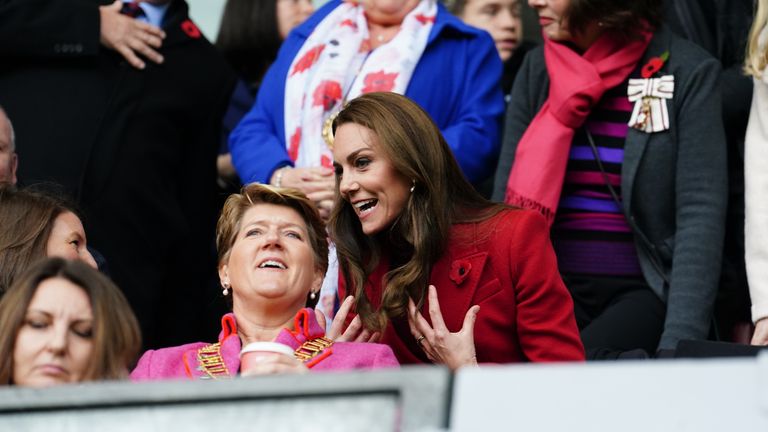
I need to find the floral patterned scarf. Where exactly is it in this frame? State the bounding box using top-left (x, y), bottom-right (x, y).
top-left (284, 0), bottom-right (436, 169)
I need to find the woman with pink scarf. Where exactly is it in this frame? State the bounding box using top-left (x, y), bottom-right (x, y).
top-left (493, 0), bottom-right (727, 359)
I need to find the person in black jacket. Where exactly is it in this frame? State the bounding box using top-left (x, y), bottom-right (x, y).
top-left (664, 0), bottom-right (755, 343)
top-left (0, 0), bottom-right (237, 349)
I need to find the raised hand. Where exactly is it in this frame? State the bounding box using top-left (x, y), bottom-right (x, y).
top-left (407, 285), bottom-right (480, 370)
top-left (322, 296), bottom-right (381, 343)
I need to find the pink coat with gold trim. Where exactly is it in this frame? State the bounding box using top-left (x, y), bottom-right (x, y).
top-left (130, 308), bottom-right (399, 380)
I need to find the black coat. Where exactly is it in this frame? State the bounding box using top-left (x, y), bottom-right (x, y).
top-left (0, 0), bottom-right (237, 348)
top-left (664, 0), bottom-right (754, 333)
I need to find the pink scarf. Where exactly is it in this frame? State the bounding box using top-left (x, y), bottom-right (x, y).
top-left (504, 31), bottom-right (653, 225)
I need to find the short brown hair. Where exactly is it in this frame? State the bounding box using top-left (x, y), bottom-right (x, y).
top-left (565, 0), bottom-right (662, 40)
top-left (0, 185), bottom-right (79, 295)
top-left (216, 183), bottom-right (329, 280)
top-left (0, 258), bottom-right (142, 385)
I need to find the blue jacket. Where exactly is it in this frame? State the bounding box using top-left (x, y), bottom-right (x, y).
top-left (229, 0), bottom-right (504, 185)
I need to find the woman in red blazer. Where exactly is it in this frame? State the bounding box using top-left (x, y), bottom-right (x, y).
top-left (328, 93), bottom-right (584, 368)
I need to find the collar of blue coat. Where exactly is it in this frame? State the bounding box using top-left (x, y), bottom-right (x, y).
top-left (122, 0), bottom-right (170, 28)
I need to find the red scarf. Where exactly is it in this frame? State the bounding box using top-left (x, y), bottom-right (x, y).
top-left (504, 31), bottom-right (653, 225)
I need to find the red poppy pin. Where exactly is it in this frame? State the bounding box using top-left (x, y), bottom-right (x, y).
top-left (312, 80), bottom-right (342, 111)
top-left (361, 71), bottom-right (398, 93)
top-left (449, 260), bottom-right (472, 285)
top-left (641, 51), bottom-right (669, 78)
top-left (181, 20), bottom-right (201, 39)
top-left (629, 50), bottom-right (674, 133)
top-left (291, 44), bottom-right (326, 77)
top-left (288, 127), bottom-right (301, 161)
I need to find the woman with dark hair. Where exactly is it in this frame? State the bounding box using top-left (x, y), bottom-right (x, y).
top-left (493, 0), bottom-right (727, 358)
top-left (329, 92), bottom-right (584, 368)
top-left (215, 0), bottom-right (314, 188)
top-left (131, 184), bottom-right (397, 380)
top-left (217, 0), bottom-right (313, 92)
top-left (0, 185), bottom-right (97, 295)
top-left (0, 258), bottom-right (141, 386)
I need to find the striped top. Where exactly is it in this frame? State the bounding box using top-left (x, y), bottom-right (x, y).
top-left (551, 81), bottom-right (642, 277)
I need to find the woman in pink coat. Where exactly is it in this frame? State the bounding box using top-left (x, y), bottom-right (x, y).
top-left (131, 184), bottom-right (398, 380)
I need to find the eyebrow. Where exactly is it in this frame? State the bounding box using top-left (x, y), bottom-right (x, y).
top-left (343, 147), bottom-right (371, 164)
top-left (242, 221), bottom-right (308, 232)
top-left (26, 309), bottom-right (94, 322)
top-left (67, 231), bottom-right (85, 242)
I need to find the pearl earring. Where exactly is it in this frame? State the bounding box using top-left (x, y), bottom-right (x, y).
top-left (310, 291), bottom-right (317, 300)
top-left (410, 180), bottom-right (416, 193)
top-left (222, 282), bottom-right (230, 296)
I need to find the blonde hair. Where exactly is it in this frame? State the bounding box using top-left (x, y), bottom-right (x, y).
top-left (745, 0), bottom-right (768, 78)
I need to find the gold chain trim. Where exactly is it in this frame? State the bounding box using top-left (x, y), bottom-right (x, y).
top-left (294, 337), bottom-right (334, 362)
top-left (196, 343), bottom-right (231, 379)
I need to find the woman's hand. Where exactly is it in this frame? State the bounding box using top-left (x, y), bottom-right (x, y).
top-left (272, 166), bottom-right (335, 219)
top-left (240, 353), bottom-right (309, 376)
top-left (751, 318), bottom-right (768, 345)
top-left (407, 285), bottom-right (480, 370)
top-left (318, 296), bottom-right (381, 343)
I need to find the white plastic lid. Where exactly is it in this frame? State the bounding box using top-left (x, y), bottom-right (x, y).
top-left (239, 341), bottom-right (295, 358)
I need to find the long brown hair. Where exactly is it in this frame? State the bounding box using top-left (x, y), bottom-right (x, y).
top-left (0, 185), bottom-right (77, 295)
top-left (328, 92), bottom-right (507, 331)
top-left (0, 258), bottom-right (142, 385)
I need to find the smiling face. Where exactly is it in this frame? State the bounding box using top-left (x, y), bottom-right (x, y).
top-left (46, 211), bottom-right (97, 269)
top-left (12, 277), bottom-right (94, 387)
top-left (333, 122), bottom-right (412, 236)
top-left (460, 0), bottom-right (522, 61)
top-left (219, 204), bottom-right (323, 314)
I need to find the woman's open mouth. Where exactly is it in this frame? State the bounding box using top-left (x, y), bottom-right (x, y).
top-left (354, 199), bottom-right (378, 217)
